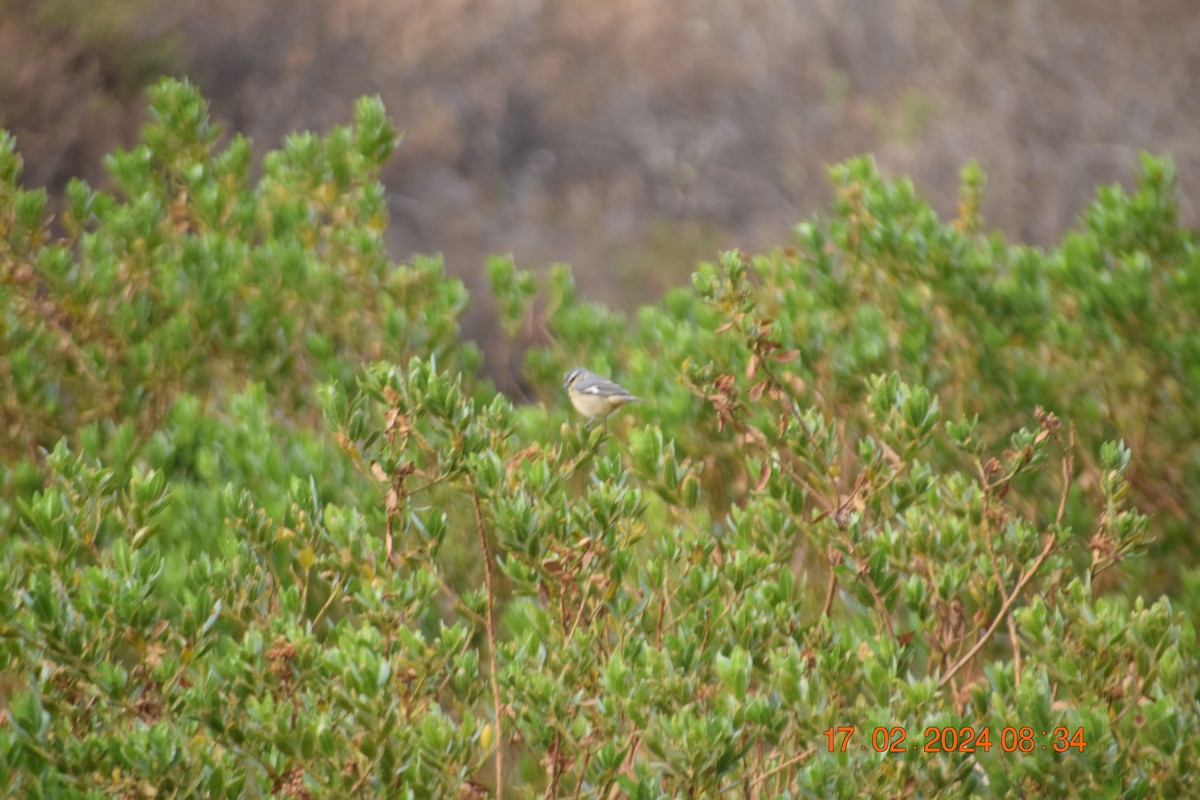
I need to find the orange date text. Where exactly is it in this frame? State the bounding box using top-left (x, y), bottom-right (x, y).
top-left (822, 725), bottom-right (1087, 754)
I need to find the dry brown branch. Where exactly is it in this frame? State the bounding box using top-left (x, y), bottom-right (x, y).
top-left (472, 491), bottom-right (504, 797)
top-left (938, 532), bottom-right (1057, 690)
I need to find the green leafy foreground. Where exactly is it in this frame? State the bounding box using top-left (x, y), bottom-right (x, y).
top-left (1, 79), bottom-right (1198, 798)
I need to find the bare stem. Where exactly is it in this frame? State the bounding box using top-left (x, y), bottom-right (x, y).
top-left (938, 532), bottom-right (1056, 689)
top-left (820, 559), bottom-right (838, 618)
top-left (473, 491), bottom-right (504, 797)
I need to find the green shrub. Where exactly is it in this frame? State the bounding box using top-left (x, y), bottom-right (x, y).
top-left (1, 78), bottom-right (1197, 797)
top-left (0, 78), bottom-right (474, 459)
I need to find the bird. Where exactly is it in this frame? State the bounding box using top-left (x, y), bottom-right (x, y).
top-left (562, 367), bottom-right (641, 427)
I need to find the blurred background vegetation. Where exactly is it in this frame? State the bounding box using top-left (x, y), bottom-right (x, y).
top-left (3, 0), bottom-right (1198, 363)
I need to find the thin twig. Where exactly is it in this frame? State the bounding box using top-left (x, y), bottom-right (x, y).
top-left (573, 746), bottom-right (594, 800)
top-left (716, 748), bottom-right (815, 795)
top-left (544, 733), bottom-right (562, 800)
top-left (976, 457), bottom-right (1016, 685)
top-left (603, 736), bottom-right (642, 800)
top-left (472, 491), bottom-right (505, 797)
top-left (938, 532), bottom-right (1057, 689)
top-left (1056, 423), bottom-right (1076, 528)
top-left (837, 470), bottom-right (870, 519)
top-left (434, 574), bottom-right (486, 627)
top-left (866, 576), bottom-right (896, 638)
top-left (1007, 613), bottom-right (1022, 686)
top-left (565, 588), bottom-right (591, 642)
top-left (820, 562), bottom-right (838, 618)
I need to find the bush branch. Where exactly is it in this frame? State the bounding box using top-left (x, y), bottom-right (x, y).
top-left (938, 532), bottom-right (1056, 690)
top-left (472, 491), bottom-right (504, 797)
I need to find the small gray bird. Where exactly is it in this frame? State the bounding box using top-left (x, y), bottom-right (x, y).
top-left (562, 367), bottom-right (641, 425)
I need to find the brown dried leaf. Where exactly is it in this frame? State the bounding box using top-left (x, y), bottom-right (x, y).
top-left (755, 461), bottom-right (772, 492)
top-left (785, 372), bottom-right (807, 396)
top-left (774, 349), bottom-right (801, 363)
top-left (742, 427), bottom-right (767, 448)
